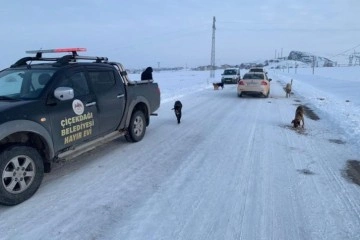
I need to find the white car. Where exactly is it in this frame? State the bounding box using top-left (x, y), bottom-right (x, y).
top-left (237, 72), bottom-right (272, 98)
top-left (221, 68), bottom-right (241, 84)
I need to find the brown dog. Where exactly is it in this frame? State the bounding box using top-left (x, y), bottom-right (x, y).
top-left (291, 105), bottom-right (305, 128)
top-left (285, 79), bottom-right (293, 98)
top-left (213, 82), bottom-right (224, 90)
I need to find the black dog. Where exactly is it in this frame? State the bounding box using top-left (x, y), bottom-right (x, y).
top-left (172, 100), bottom-right (182, 124)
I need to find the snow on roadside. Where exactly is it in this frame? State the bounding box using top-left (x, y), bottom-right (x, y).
top-left (129, 70), bottom-right (215, 104)
top-left (269, 67), bottom-right (360, 147)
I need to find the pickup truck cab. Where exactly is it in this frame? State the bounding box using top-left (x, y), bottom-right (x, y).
top-left (221, 68), bottom-right (241, 84)
top-left (0, 48), bottom-right (160, 205)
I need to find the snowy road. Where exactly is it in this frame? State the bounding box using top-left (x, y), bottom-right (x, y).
top-left (1, 70), bottom-right (360, 240)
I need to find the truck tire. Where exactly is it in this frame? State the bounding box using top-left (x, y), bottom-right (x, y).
top-left (125, 110), bottom-right (146, 142)
top-left (0, 145), bottom-right (44, 206)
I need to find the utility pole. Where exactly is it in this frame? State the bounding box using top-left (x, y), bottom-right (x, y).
top-left (349, 55), bottom-right (353, 66)
top-left (275, 49), bottom-right (277, 59)
top-left (312, 56), bottom-right (315, 74)
top-left (210, 16), bottom-right (216, 78)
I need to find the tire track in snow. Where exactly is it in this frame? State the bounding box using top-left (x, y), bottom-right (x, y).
top-left (304, 137), bottom-right (360, 239)
top-left (235, 101), bottom-right (260, 240)
top-left (112, 86), bottom-right (249, 239)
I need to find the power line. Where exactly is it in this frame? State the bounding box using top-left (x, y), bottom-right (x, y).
top-left (331, 43), bottom-right (360, 57)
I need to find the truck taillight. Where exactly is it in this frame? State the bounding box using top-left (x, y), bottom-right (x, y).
top-left (238, 80), bottom-right (245, 85)
top-left (261, 81), bottom-right (268, 85)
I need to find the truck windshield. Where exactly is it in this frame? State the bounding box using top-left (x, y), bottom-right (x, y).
top-left (0, 69), bottom-right (55, 99)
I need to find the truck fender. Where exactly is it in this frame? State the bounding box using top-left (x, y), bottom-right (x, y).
top-left (0, 120), bottom-right (54, 159)
top-left (125, 96), bottom-right (151, 127)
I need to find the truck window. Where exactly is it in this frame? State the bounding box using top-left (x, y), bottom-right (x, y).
top-left (56, 71), bottom-right (89, 97)
top-left (88, 70), bottom-right (116, 93)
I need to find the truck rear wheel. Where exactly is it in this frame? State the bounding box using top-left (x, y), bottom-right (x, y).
top-left (125, 110), bottom-right (146, 142)
top-left (0, 145), bottom-right (44, 206)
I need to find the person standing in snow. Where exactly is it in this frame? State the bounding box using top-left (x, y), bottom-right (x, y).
top-left (141, 67), bottom-right (153, 80)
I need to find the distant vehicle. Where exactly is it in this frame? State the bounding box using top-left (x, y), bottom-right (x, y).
top-left (221, 68), bottom-right (241, 84)
top-left (237, 72), bottom-right (272, 98)
top-left (248, 67), bottom-right (266, 73)
top-left (0, 48), bottom-right (160, 205)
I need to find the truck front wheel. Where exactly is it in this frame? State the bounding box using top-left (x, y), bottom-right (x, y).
top-left (0, 145), bottom-right (44, 206)
top-left (125, 110), bottom-right (146, 142)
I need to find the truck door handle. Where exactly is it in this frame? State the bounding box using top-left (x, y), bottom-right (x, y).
top-left (117, 94), bottom-right (125, 99)
top-left (86, 102), bottom-right (96, 107)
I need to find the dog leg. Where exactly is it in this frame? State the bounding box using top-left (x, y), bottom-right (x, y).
top-left (176, 114), bottom-right (181, 124)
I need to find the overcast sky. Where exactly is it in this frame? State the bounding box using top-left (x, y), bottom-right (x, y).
top-left (1, 0), bottom-right (359, 69)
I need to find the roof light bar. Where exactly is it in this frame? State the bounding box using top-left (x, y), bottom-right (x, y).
top-left (25, 48), bottom-right (87, 54)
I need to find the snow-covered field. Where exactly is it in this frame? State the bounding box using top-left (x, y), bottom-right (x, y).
top-left (0, 66), bottom-right (360, 240)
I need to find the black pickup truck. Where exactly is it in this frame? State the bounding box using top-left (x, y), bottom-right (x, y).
top-left (0, 48), bottom-right (160, 205)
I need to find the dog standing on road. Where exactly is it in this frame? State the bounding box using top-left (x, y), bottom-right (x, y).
top-left (291, 105), bottom-right (305, 128)
top-left (213, 82), bottom-right (224, 90)
top-left (172, 100), bottom-right (182, 124)
top-left (285, 79), bottom-right (293, 98)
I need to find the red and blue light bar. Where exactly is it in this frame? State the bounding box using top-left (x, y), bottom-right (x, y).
top-left (26, 48), bottom-right (87, 54)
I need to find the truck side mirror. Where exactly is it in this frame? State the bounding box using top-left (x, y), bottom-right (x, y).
top-left (54, 87), bottom-right (74, 101)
